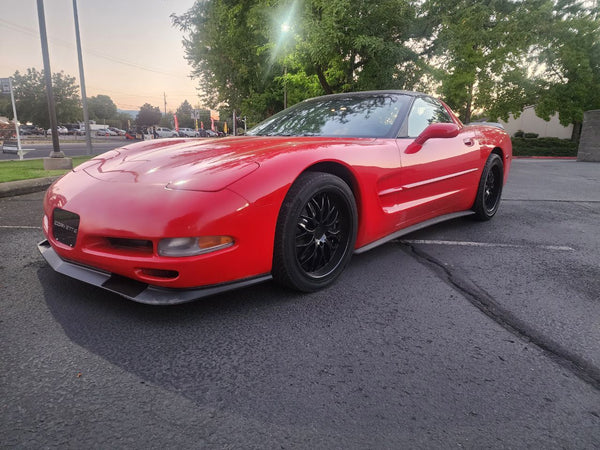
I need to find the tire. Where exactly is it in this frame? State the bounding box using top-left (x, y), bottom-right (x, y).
top-left (273, 172), bottom-right (358, 292)
top-left (472, 153), bottom-right (504, 221)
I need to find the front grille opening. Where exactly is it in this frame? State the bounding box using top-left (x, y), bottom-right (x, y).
top-left (107, 237), bottom-right (153, 253)
top-left (139, 268), bottom-right (179, 279)
top-left (53, 208), bottom-right (80, 248)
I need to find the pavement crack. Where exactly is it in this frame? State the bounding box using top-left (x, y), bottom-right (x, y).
top-left (403, 243), bottom-right (600, 391)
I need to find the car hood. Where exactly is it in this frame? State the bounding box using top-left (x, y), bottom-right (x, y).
top-left (79, 137), bottom-right (260, 192)
top-left (78, 136), bottom-right (359, 192)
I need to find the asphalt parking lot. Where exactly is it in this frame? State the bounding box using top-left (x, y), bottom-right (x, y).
top-left (1, 159), bottom-right (599, 448)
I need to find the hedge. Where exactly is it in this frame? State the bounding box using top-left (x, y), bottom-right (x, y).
top-left (511, 137), bottom-right (577, 157)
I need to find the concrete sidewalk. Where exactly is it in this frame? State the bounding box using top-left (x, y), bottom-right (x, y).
top-left (0, 176), bottom-right (60, 198)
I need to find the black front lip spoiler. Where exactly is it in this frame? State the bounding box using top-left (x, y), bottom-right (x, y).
top-left (37, 240), bottom-right (272, 305)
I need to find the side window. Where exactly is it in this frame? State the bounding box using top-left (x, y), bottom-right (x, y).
top-left (406, 97), bottom-right (453, 138)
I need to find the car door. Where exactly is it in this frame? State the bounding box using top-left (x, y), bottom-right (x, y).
top-left (395, 96), bottom-right (481, 225)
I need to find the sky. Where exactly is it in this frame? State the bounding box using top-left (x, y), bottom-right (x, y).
top-left (0, 0), bottom-right (203, 112)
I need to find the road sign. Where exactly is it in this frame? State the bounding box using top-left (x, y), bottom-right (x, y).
top-left (1, 78), bottom-right (10, 94)
top-left (1, 77), bottom-right (23, 159)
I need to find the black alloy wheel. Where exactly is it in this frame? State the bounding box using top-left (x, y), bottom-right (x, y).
top-left (473, 152), bottom-right (504, 220)
top-left (273, 172), bottom-right (357, 292)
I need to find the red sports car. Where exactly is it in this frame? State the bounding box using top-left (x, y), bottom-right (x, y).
top-left (39, 91), bottom-right (512, 304)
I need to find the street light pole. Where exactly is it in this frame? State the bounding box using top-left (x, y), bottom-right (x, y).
top-left (37, 0), bottom-right (72, 169)
top-left (72, 0), bottom-right (92, 155)
top-left (36, 0), bottom-right (62, 158)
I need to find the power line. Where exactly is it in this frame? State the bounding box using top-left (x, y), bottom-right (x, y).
top-left (1, 17), bottom-right (202, 108)
top-left (0, 18), bottom-right (185, 77)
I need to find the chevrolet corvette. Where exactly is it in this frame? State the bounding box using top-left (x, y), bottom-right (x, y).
top-left (38, 90), bottom-right (512, 304)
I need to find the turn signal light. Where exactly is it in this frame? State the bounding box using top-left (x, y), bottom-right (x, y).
top-left (158, 236), bottom-right (234, 257)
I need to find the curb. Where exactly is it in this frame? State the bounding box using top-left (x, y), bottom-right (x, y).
top-left (513, 156), bottom-right (577, 160)
top-left (0, 176), bottom-right (59, 198)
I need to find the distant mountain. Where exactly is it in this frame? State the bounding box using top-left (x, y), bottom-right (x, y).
top-left (117, 109), bottom-right (138, 118)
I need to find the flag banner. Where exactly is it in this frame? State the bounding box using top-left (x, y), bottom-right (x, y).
top-left (174, 114), bottom-right (179, 131)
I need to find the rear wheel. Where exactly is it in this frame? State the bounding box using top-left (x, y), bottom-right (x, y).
top-left (273, 172), bottom-right (357, 292)
top-left (473, 153), bottom-right (504, 220)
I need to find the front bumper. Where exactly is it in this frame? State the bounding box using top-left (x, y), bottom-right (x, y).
top-left (38, 240), bottom-right (272, 305)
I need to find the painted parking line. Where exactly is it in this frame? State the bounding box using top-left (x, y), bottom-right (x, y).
top-left (0, 225), bottom-right (42, 230)
top-left (399, 239), bottom-right (574, 252)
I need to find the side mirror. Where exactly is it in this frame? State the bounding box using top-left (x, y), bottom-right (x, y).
top-left (405, 123), bottom-right (460, 154)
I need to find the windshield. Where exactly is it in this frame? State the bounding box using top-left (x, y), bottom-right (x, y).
top-left (247, 93), bottom-right (409, 138)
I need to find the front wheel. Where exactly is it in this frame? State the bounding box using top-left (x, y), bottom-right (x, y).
top-left (473, 153), bottom-right (504, 220)
top-left (273, 172), bottom-right (358, 292)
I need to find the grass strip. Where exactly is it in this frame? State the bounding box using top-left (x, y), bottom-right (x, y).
top-left (0, 156), bottom-right (91, 183)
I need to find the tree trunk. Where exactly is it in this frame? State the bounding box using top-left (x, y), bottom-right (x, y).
top-left (316, 65), bottom-right (334, 95)
top-left (571, 121), bottom-right (582, 142)
top-left (463, 83), bottom-right (474, 124)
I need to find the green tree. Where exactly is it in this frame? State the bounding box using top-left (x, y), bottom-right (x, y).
top-left (197, 109), bottom-right (211, 130)
top-left (10, 68), bottom-right (82, 128)
top-left (88, 94), bottom-right (117, 121)
top-left (293, 0), bottom-right (420, 94)
top-left (0, 94), bottom-right (11, 118)
top-left (159, 112), bottom-right (175, 128)
top-left (421, 0), bottom-right (546, 123)
top-left (175, 100), bottom-right (194, 128)
top-left (173, 0), bottom-right (423, 122)
top-left (172, 0), bottom-right (280, 118)
top-left (136, 103), bottom-right (162, 126)
top-left (114, 111), bottom-right (134, 130)
top-left (533, 0), bottom-right (600, 139)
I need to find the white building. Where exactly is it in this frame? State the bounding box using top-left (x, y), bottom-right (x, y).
top-left (498, 106), bottom-right (573, 139)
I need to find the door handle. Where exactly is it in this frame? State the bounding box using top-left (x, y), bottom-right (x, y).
top-left (463, 138), bottom-right (474, 146)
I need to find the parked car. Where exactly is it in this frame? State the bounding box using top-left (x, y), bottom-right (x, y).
top-left (205, 129), bottom-right (219, 137)
top-left (96, 128), bottom-right (117, 136)
top-left (19, 125), bottom-right (37, 135)
top-left (178, 128), bottom-right (198, 137)
top-left (108, 127), bottom-right (126, 136)
top-left (47, 126), bottom-right (69, 135)
top-left (23, 126), bottom-right (44, 135)
top-left (154, 127), bottom-right (179, 138)
top-left (38, 90), bottom-right (512, 305)
top-left (64, 124), bottom-right (82, 135)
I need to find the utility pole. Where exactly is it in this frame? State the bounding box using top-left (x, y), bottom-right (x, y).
top-left (163, 92), bottom-right (167, 115)
top-left (36, 0), bottom-right (72, 170)
top-left (72, 0), bottom-right (92, 155)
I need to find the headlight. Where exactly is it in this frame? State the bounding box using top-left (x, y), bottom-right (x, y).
top-left (157, 236), bottom-right (234, 257)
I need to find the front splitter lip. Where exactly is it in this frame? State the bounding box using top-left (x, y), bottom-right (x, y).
top-left (37, 240), bottom-right (272, 305)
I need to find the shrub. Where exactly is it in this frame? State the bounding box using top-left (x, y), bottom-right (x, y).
top-left (523, 132), bottom-right (539, 138)
top-left (514, 130), bottom-right (524, 138)
top-left (511, 137), bottom-right (577, 157)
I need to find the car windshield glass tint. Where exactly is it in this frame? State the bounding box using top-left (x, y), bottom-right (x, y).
top-left (247, 94), bottom-right (408, 138)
